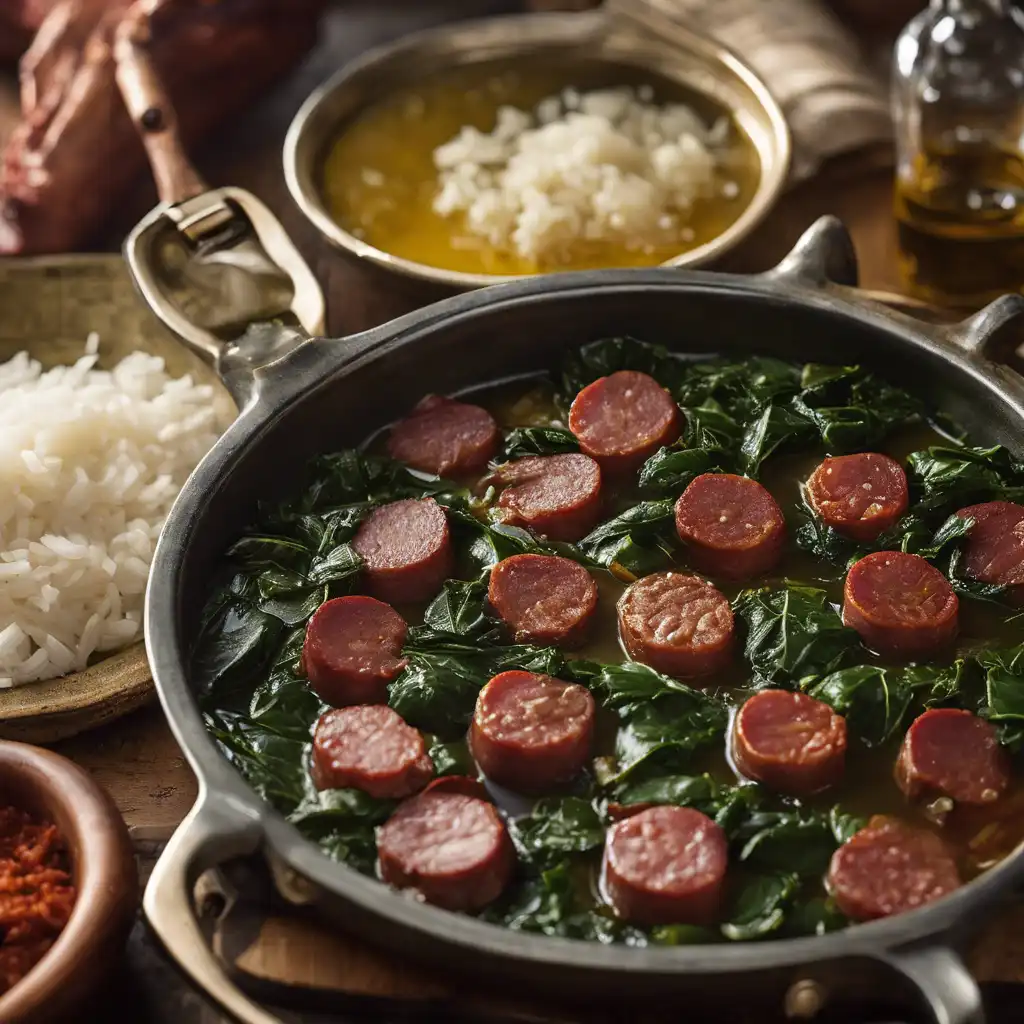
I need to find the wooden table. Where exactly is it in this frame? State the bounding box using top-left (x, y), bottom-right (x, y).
top-left (3, 0), bottom-right (1020, 1019)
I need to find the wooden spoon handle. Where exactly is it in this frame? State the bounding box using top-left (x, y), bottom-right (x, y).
top-left (113, 1), bottom-right (208, 205)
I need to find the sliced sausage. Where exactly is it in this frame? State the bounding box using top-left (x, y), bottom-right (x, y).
top-left (377, 791), bottom-right (514, 911)
top-left (487, 554), bottom-right (598, 648)
top-left (805, 453), bottom-right (909, 542)
top-left (352, 497), bottom-right (454, 604)
top-left (956, 501), bottom-right (1024, 593)
top-left (896, 708), bottom-right (1009, 806)
top-left (469, 670), bottom-right (595, 793)
top-left (617, 571), bottom-right (734, 678)
top-left (827, 816), bottom-right (961, 921)
top-left (674, 473), bottom-right (786, 579)
top-left (302, 596), bottom-right (408, 707)
top-left (422, 776), bottom-right (490, 801)
top-left (567, 370), bottom-right (681, 475)
top-left (731, 689), bottom-right (847, 796)
top-left (387, 395), bottom-right (500, 477)
top-left (602, 806), bottom-right (728, 926)
top-left (843, 551), bottom-right (958, 657)
top-left (311, 705), bottom-right (433, 799)
top-left (494, 453), bottom-right (603, 541)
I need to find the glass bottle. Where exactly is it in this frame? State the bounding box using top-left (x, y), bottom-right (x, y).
top-left (892, 0), bottom-right (1024, 307)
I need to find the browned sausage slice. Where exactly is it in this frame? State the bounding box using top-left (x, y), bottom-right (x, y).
top-left (568, 370), bottom-right (681, 474)
top-left (311, 705), bottom-right (433, 799)
top-left (302, 596), bottom-right (408, 707)
top-left (494, 453), bottom-right (603, 541)
top-left (387, 395), bottom-right (500, 477)
top-left (731, 689), bottom-right (847, 796)
top-left (421, 776), bottom-right (490, 801)
top-left (805, 453), bottom-right (909, 542)
top-left (352, 497), bottom-right (454, 604)
top-left (487, 554), bottom-right (598, 648)
top-left (602, 806), bottom-right (728, 926)
top-left (617, 571), bottom-right (734, 678)
top-left (896, 708), bottom-right (1009, 806)
top-left (674, 473), bottom-right (786, 579)
top-left (377, 791), bottom-right (514, 911)
top-left (827, 816), bottom-right (961, 921)
top-left (469, 670), bottom-right (595, 793)
top-left (956, 501), bottom-right (1024, 593)
top-left (842, 551), bottom-right (958, 657)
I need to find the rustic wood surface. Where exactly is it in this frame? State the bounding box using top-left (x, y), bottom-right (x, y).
top-left (1, 1), bottom-right (1022, 1020)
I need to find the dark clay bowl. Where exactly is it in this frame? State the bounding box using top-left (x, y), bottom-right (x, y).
top-left (0, 741), bottom-right (138, 1024)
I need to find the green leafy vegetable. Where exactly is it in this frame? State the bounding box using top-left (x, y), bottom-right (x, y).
top-left (569, 662), bottom-right (729, 783)
top-left (806, 662), bottom-right (966, 747)
top-left (500, 426), bottom-right (579, 460)
top-left (792, 365), bottom-right (925, 451)
top-left (509, 797), bottom-right (605, 869)
top-left (733, 583), bottom-right (860, 688)
top-left (974, 645), bottom-right (1024, 750)
top-left (577, 500), bottom-right (677, 577)
top-left (675, 357), bottom-right (802, 422)
top-left (721, 872), bottom-right (801, 941)
top-left (288, 787), bottom-right (394, 875)
top-left (908, 445), bottom-right (1024, 513)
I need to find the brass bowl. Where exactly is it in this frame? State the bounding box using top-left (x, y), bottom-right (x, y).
top-left (283, 6), bottom-right (791, 291)
top-left (0, 254), bottom-right (235, 743)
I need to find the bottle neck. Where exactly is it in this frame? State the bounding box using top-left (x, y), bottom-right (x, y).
top-left (929, 0), bottom-right (1011, 14)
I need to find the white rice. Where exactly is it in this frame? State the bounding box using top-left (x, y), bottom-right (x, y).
top-left (431, 85), bottom-right (737, 265)
top-left (0, 340), bottom-right (221, 687)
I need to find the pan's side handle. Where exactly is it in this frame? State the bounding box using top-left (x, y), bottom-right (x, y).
top-left (758, 216), bottom-right (860, 290)
top-left (877, 946), bottom-right (986, 1024)
top-left (143, 794), bottom-right (282, 1024)
top-left (761, 216), bottom-right (1024, 383)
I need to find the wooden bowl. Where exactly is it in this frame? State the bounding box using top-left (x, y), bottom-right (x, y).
top-left (0, 741), bottom-right (138, 1024)
top-left (0, 254), bottom-right (235, 743)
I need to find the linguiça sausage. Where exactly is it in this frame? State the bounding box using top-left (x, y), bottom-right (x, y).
top-left (617, 571), bottom-right (734, 678)
top-left (487, 553), bottom-right (598, 648)
top-left (352, 497), bottom-right (454, 604)
top-left (896, 708), bottom-right (1009, 806)
top-left (674, 473), bottom-right (786, 579)
top-left (311, 705), bottom-right (433, 799)
top-left (469, 670), bottom-right (595, 793)
top-left (956, 501), bottom-right (1024, 595)
top-left (731, 690), bottom-right (847, 796)
top-left (827, 816), bottom-right (961, 921)
top-left (387, 395), bottom-right (499, 477)
top-left (302, 596), bottom-right (408, 707)
top-left (602, 806), bottom-right (728, 925)
top-left (494, 453), bottom-right (603, 541)
top-left (568, 370), bottom-right (681, 474)
top-left (377, 791), bottom-right (514, 911)
top-left (421, 776), bottom-right (490, 801)
top-left (843, 551), bottom-right (958, 657)
top-left (805, 453), bottom-right (909, 542)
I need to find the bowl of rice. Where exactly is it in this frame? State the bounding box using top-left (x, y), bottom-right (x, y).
top-left (0, 255), bottom-right (233, 742)
top-left (284, 6), bottom-right (790, 289)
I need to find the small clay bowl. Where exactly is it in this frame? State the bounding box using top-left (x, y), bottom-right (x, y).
top-left (0, 741), bottom-right (138, 1024)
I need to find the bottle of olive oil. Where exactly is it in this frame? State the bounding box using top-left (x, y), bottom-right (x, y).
top-left (892, 0), bottom-right (1024, 307)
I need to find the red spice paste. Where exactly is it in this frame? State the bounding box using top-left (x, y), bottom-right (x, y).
top-left (0, 806), bottom-right (76, 995)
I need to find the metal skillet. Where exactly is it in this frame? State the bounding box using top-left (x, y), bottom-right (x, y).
top-left (114, 14), bottom-right (1024, 1024)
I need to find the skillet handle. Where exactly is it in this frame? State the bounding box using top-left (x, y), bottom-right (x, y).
top-left (144, 795), bottom-right (282, 1024)
top-left (763, 215), bottom-right (1024, 371)
top-left (877, 946), bottom-right (986, 1024)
